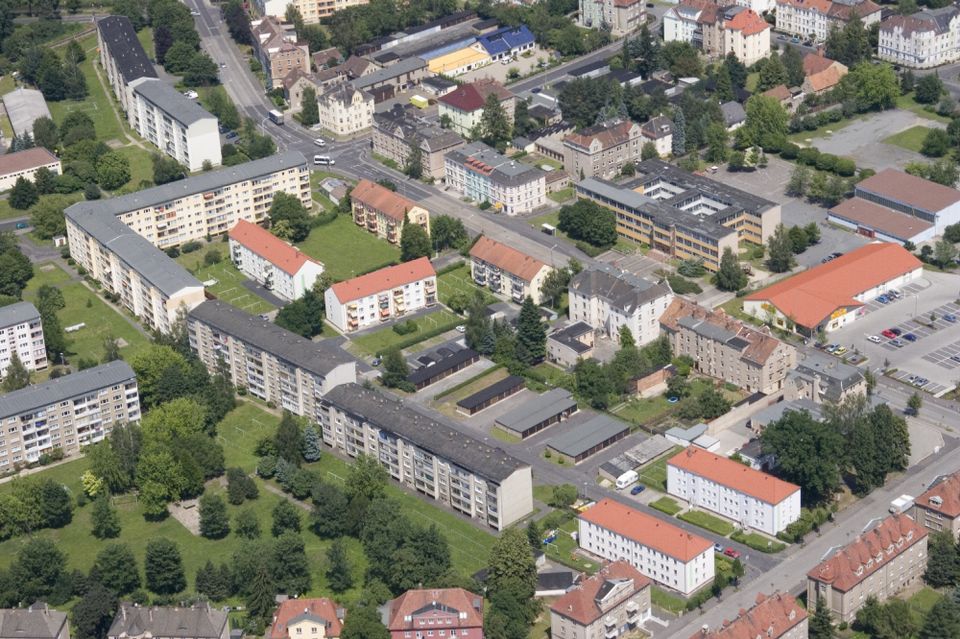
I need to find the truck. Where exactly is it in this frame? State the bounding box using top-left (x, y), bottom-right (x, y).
top-left (889, 494), bottom-right (914, 514)
top-left (615, 470), bottom-right (639, 490)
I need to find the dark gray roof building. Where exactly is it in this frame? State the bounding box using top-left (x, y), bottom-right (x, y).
top-left (569, 266), bottom-right (672, 316)
top-left (546, 414), bottom-right (630, 463)
top-left (720, 101), bottom-right (746, 128)
top-left (131, 79), bottom-right (217, 127)
top-left (107, 604), bottom-right (228, 639)
top-left (0, 361), bottom-right (136, 419)
top-left (0, 301), bottom-right (40, 329)
top-left (494, 388), bottom-right (578, 438)
top-left (373, 105), bottom-right (465, 152)
top-left (789, 352), bottom-right (866, 403)
top-left (447, 142), bottom-right (545, 187)
top-left (0, 603), bottom-right (68, 639)
top-left (96, 16), bottom-right (157, 82)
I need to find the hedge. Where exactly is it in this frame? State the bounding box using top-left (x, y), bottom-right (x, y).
top-left (436, 260), bottom-right (467, 276)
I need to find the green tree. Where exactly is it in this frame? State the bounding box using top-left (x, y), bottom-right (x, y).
top-left (672, 108), bottom-right (686, 156)
top-left (152, 154), bottom-right (185, 185)
top-left (854, 597), bottom-right (917, 639)
top-left (90, 543), bottom-right (140, 595)
top-left (841, 62), bottom-right (899, 111)
top-left (516, 297), bottom-right (545, 365)
top-left (480, 93), bottom-right (512, 149)
top-left (757, 53), bottom-right (788, 91)
top-left (919, 594), bottom-right (960, 639)
top-left (922, 128), bottom-right (951, 157)
top-left (96, 152), bottom-right (131, 190)
top-left (400, 212), bottom-right (432, 261)
top-left (90, 494), bottom-right (121, 539)
top-left (300, 86), bottom-right (319, 126)
top-left (10, 538), bottom-right (65, 602)
top-left (924, 530), bottom-right (959, 587)
top-left (341, 605), bottom-right (389, 639)
top-left (934, 238), bottom-right (958, 267)
top-left (715, 247), bottom-right (747, 291)
top-left (30, 196), bottom-right (67, 239)
top-left (826, 16), bottom-right (872, 67)
top-left (268, 192), bottom-right (311, 242)
top-left (557, 200), bottom-right (617, 247)
top-left (145, 538), bottom-right (186, 594)
top-left (271, 531), bottom-right (312, 594)
top-left (2, 352), bottom-right (30, 392)
top-left (761, 409), bottom-right (843, 505)
top-left (744, 95), bottom-right (789, 149)
top-left (574, 358), bottom-right (613, 409)
top-left (809, 597), bottom-right (836, 639)
top-left (32, 116), bottom-right (59, 151)
top-left (381, 349), bottom-right (414, 391)
top-left (9, 177), bottom-right (38, 210)
top-left (246, 563), bottom-right (276, 622)
top-left (72, 583), bottom-right (117, 639)
top-left (404, 144), bottom-right (424, 180)
top-left (235, 508), bottom-right (261, 539)
top-left (915, 73), bottom-right (944, 104)
top-left (275, 411), bottom-right (303, 464)
top-left (715, 64), bottom-right (734, 102)
top-left (908, 391), bottom-right (923, 416)
top-left (431, 215), bottom-right (468, 250)
top-left (548, 484), bottom-right (578, 508)
top-left (486, 527), bottom-right (538, 632)
top-left (782, 45), bottom-right (805, 87)
top-left (271, 499), bottom-right (302, 537)
top-left (302, 424), bottom-right (321, 462)
top-left (199, 493), bottom-right (230, 539)
top-left (766, 224), bottom-right (796, 273)
top-left (310, 482), bottom-right (349, 539)
top-left (325, 537), bottom-right (353, 592)
top-left (703, 123), bottom-right (729, 163)
top-left (786, 164), bottom-right (811, 196)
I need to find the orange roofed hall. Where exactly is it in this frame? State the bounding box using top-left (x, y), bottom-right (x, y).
top-left (743, 243), bottom-right (922, 335)
top-left (324, 258), bottom-right (437, 333)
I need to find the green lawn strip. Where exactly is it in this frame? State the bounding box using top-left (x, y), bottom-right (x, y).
top-left (908, 587), bottom-right (943, 626)
top-left (295, 215), bottom-right (400, 281)
top-left (217, 404), bottom-right (280, 472)
top-left (677, 509), bottom-right (735, 537)
top-left (548, 188), bottom-right (574, 203)
top-left (651, 587), bottom-right (686, 614)
top-left (636, 450), bottom-right (679, 491)
top-left (882, 125), bottom-right (929, 153)
top-left (730, 530), bottom-right (786, 553)
top-left (137, 27), bottom-right (156, 61)
top-left (177, 257), bottom-right (275, 315)
top-left (613, 395), bottom-right (672, 426)
top-left (0, 191), bottom-right (83, 219)
top-left (437, 264), bottom-right (495, 306)
top-left (529, 210), bottom-right (560, 230)
top-left (0, 456), bottom-right (91, 496)
top-left (896, 94), bottom-right (952, 124)
top-left (787, 114), bottom-right (860, 144)
top-left (532, 485), bottom-right (556, 504)
top-left (350, 309), bottom-right (461, 356)
top-left (650, 496), bottom-right (683, 516)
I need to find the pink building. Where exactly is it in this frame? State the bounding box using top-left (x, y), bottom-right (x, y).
top-left (385, 588), bottom-right (484, 639)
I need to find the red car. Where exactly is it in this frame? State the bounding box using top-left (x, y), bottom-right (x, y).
top-left (724, 547), bottom-right (741, 559)
top-left (881, 329), bottom-right (896, 339)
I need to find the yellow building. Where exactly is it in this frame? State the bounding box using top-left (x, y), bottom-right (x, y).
top-left (428, 44), bottom-right (491, 77)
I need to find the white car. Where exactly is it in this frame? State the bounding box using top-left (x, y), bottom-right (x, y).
top-left (456, 325), bottom-right (466, 333)
top-left (314, 138), bottom-right (326, 147)
top-left (190, 9), bottom-right (200, 15)
top-left (867, 335), bottom-right (882, 343)
top-left (183, 90), bottom-right (199, 99)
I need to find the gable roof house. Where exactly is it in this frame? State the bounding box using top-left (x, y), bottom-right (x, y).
top-left (384, 589), bottom-right (483, 639)
top-left (801, 53), bottom-right (848, 94)
top-left (913, 471), bottom-right (960, 540)
top-left (438, 79), bottom-right (516, 137)
top-left (270, 598), bottom-right (344, 639)
top-left (107, 604), bottom-right (228, 639)
top-left (692, 593), bottom-right (808, 639)
top-left (0, 604), bottom-right (69, 639)
top-left (550, 561), bottom-right (652, 638)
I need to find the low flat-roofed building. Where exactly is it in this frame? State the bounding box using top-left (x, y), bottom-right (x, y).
top-left (547, 322), bottom-right (595, 368)
top-left (692, 592), bottom-right (807, 639)
top-left (828, 197), bottom-right (935, 246)
top-left (0, 147), bottom-right (62, 191)
top-left (495, 388), bottom-right (579, 438)
top-left (854, 168), bottom-right (960, 233)
top-left (469, 235), bottom-right (553, 303)
top-left (108, 603), bottom-right (228, 639)
top-left (549, 560), bottom-right (652, 639)
top-left (228, 220), bottom-right (325, 302)
top-left (568, 265), bottom-right (673, 345)
top-left (0, 603), bottom-right (70, 639)
top-left (324, 258), bottom-right (437, 333)
top-left (912, 471), bottom-right (960, 539)
top-left (547, 414), bottom-right (631, 464)
top-left (97, 15), bottom-right (157, 112)
top-left (428, 43), bottom-right (491, 77)
top-left (0, 301), bottom-right (46, 376)
top-left (320, 383), bottom-right (533, 529)
top-left (349, 178), bottom-right (430, 245)
top-left (457, 375), bottom-right (525, 415)
top-left (407, 347), bottom-right (480, 390)
top-left (2, 88), bottom-right (51, 138)
top-left (785, 352), bottom-right (866, 404)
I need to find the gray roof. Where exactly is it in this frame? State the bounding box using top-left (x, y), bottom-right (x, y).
top-left (97, 16), bottom-right (157, 83)
top-left (632, 159), bottom-right (776, 216)
top-left (495, 388), bottom-right (577, 434)
top-left (447, 142), bottom-right (546, 187)
top-left (322, 383), bottom-right (529, 483)
top-left (373, 104), bottom-right (464, 153)
top-left (677, 314), bottom-right (737, 344)
top-left (548, 321), bottom-right (594, 354)
top-left (750, 398), bottom-right (823, 428)
top-left (2, 89), bottom-right (51, 137)
top-left (569, 265), bottom-right (672, 315)
top-left (0, 301), bottom-right (40, 329)
top-left (131, 79), bottom-right (216, 127)
top-left (188, 300), bottom-right (356, 378)
top-left (665, 422), bottom-right (708, 442)
top-left (422, 75), bottom-right (457, 90)
top-left (720, 101), bottom-right (746, 127)
top-left (0, 361), bottom-right (136, 419)
top-left (351, 56), bottom-right (427, 90)
top-left (321, 82), bottom-right (373, 106)
top-left (0, 603), bottom-right (68, 639)
top-left (107, 604), bottom-right (227, 639)
top-left (548, 414), bottom-right (630, 458)
top-left (790, 352), bottom-right (865, 402)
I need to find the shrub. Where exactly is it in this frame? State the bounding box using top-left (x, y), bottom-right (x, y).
top-left (478, 200), bottom-right (491, 210)
top-left (181, 241), bottom-right (202, 253)
top-left (814, 153), bottom-right (837, 172)
top-left (780, 143), bottom-right (800, 160)
top-left (392, 320), bottom-right (418, 335)
top-left (165, 247), bottom-right (180, 258)
top-left (574, 240), bottom-right (604, 257)
top-left (666, 274), bottom-right (702, 295)
top-left (797, 147), bottom-right (820, 166)
top-left (834, 158), bottom-right (856, 177)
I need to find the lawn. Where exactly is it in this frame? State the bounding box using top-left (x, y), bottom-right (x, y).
top-left (137, 27), bottom-right (155, 61)
top-left (882, 125), bottom-right (930, 153)
top-left (176, 254), bottom-right (275, 316)
top-left (438, 263), bottom-right (495, 306)
top-left (542, 517), bottom-right (599, 575)
top-left (908, 587), bottom-right (943, 625)
top-left (23, 262), bottom-right (151, 365)
top-left (652, 587), bottom-right (686, 614)
top-left (897, 93), bottom-right (953, 124)
top-left (730, 530), bottom-right (786, 553)
top-left (350, 309), bottom-right (462, 356)
top-left (114, 145), bottom-right (156, 191)
top-left (216, 403), bottom-right (280, 472)
top-left (529, 210), bottom-right (560, 231)
top-left (678, 509), bottom-right (736, 537)
top-left (0, 191), bottom-right (83, 220)
top-left (296, 215), bottom-right (400, 281)
top-left (650, 496), bottom-right (683, 516)
top-left (548, 188), bottom-right (574, 203)
top-left (636, 447), bottom-right (684, 492)
top-left (613, 395), bottom-right (673, 427)
top-left (0, 456), bottom-right (91, 497)
top-left (788, 115), bottom-right (859, 144)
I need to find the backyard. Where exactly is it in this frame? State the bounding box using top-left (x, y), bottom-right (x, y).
top-left (176, 251), bottom-right (276, 316)
top-left (437, 263), bottom-right (495, 306)
top-left (612, 378), bottom-right (743, 430)
top-left (636, 447), bottom-right (684, 491)
top-left (349, 309), bottom-right (462, 356)
top-left (296, 215), bottom-right (400, 281)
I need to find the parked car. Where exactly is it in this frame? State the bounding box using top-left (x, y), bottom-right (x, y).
top-left (904, 333), bottom-right (917, 342)
top-left (724, 548), bottom-right (741, 559)
top-left (630, 485), bottom-right (645, 495)
top-left (907, 375), bottom-right (917, 384)
top-left (890, 328), bottom-right (903, 336)
top-left (868, 335), bottom-right (882, 343)
top-left (714, 543), bottom-right (724, 554)
top-left (946, 314), bottom-right (957, 322)
top-left (951, 355), bottom-right (960, 362)
top-left (15, 221), bottom-right (27, 229)
top-left (830, 252), bottom-right (844, 258)
top-left (456, 325), bottom-right (466, 333)
top-left (877, 295), bottom-right (889, 304)
top-left (891, 338), bottom-right (905, 347)
top-left (371, 357), bottom-right (381, 367)
top-left (826, 344), bottom-right (839, 353)
top-left (881, 329), bottom-right (896, 338)
top-left (834, 346), bottom-right (848, 356)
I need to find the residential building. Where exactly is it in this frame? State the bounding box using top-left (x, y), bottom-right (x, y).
top-left (469, 236), bottom-right (553, 304)
top-left (96, 15), bottom-right (157, 113)
top-left (445, 143), bottom-right (546, 215)
top-left (2, 89), bottom-right (52, 138)
top-left (372, 104), bottom-right (465, 180)
top-left (318, 83), bottom-right (374, 135)
top-left (270, 598), bottom-right (344, 639)
top-left (477, 25), bottom-right (536, 61)
top-left (547, 322), bottom-right (596, 368)
top-left (65, 151), bottom-right (311, 249)
top-left (578, 498), bottom-right (714, 595)
top-left (324, 258), bottom-right (437, 333)
top-left (913, 471), bottom-right (960, 539)
top-left (743, 243), bottom-right (923, 335)
top-left (659, 298), bottom-right (797, 393)
top-left (879, 6), bottom-right (960, 68)
top-left (0, 302), bottom-right (46, 377)
top-left (128, 78), bottom-right (221, 171)
top-left (855, 168), bottom-right (960, 233)
top-left (385, 589), bottom-right (484, 639)
top-left (775, 0), bottom-right (881, 41)
top-left (0, 604), bottom-right (70, 639)
top-left (251, 17), bottom-right (310, 89)
top-left (640, 115), bottom-right (674, 157)
top-left (438, 79), bottom-right (516, 138)
top-left (320, 383), bottom-right (534, 529)
top-left (720, 6), bottom-right (771, 65)
top-left (0, 361), bottom-right (140, 469)
top-left (428, 43), bottom-right (491, 77)
top-left (801, 53), bottom-right (848, 94)
top-left (0, 147), bottom-right (62, 191)
top-left (549, 561), bottom-right (652, 639)
top-left (108, 604), bottom-right (228, 639)
top-left (807, 514), bottom-right (928, 623)
top-left (667, 447), bottom-right (801, 535)
top-left (253, 0), bottom-right (368, 24)
top-left (579, 0), bottom-right (645, 36)
top-left (721, 101), bottom-right (746, 130)
top-left (350, 57), bottom-right (429, 101)
top-left (785, 352), bottom-right (867, 404)
top-left (568, 265), bottom-right (673, 345)
top-left (562, 120), bottom-right (645, 180)
top-left (187, 300), bottom-right (357, 415)
top-left (575, 159), bottom-right (780, 270)
top-left (228, 220), bottom-right (325, 302)
top-left (665, 2), bottom-right (771, 65)
top-left (284, 68), bottom-right (344, 113)
top-left (349, 178), bottom-right (430, 245)
top-left (693, 593), bottom-right (808, 639)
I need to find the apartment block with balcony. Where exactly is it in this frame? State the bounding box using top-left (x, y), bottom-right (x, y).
top-left (128, 78), bottom-right (221, 172)
top-left (97, 15), bottom-right (157, 113)
top-left (0, 302), bottom-right (46, 377)
top-left (469, 235), bottom-right (553, 305)
top-left (228, 220), bottom-right (325, 302)
top-left (0, 361), bottom-right (140, 469)
top-left (445, 142), bottom-right (546, 215)
top-left (318, 83), bottom-right (374, 135)
top-left (775, 0), bottom-right (881, 41)
top-left (568, 265), bottom-right (674, 345)
top-left (187, 300), bottom-right (357, 417)
top-left (562, 120), bottom-right (644, 180)
top-left (349, 179), bottom-right (430, 245)
top-left (319, 383), bottom-right (534, 530)
top-left (324, 258), bottom-right (437, 333)
top-left (254, 0), bottom-right (369, 24)
top-left (549, 561), bottom-right (651, 639)
top-left (878, 6), bottom-right (960, 69)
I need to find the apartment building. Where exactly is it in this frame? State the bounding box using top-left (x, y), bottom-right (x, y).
top-left (0, 361), bottom-right (140, 469)
top-left (66, 151), bottom-right (311, 250)
top-left (667, 447), bottom-right (801, 536)
top-left (445, 142), bottom-right (546, 215)
top-left (807, 514), bottom-right (928, 623)
top-left (270, 598), bottom-right (344, 639)
top-left (639, 116), bottom-right (673, 158)
top-left (108, 604), bottom-right (228, 639)
top-left (664, 2), bottom-right (771, 65)
top-left (0, 604), bottom-right (70, 639)
top-left (470, 236), bottom-right (553, 304)
top-left (350, 179), bottom-right (430, 245)
top-left (0, 302), bottom-right (46, 377)
top-left (319, 383), bottom-right (534, 529)
top-left (251, 17), bottom-right (310, 89)
top-left (128, 78), bottom-right (221, 172)
top-left (879, 7), bottom-right (960, 68)
top-left (318, 83), bottom-right (374, 135)
top-left (579, 0), bottom-right (644, 36)
top-left (228, 220), bottom-right (325, 302)
top-left (549, 561), bottom-right (651, 639)
top-left (694, 593), bottom-right (808, 639)
top-left (562, 120), bottom-right (644, 180)
top-left (438, 79), bottom-right (516, 137)
top-left (660, 298), bottom-right (797, 394)
top-left (568, 265), bottom-right (673, 345)
top-left (578, 499), bottom-right (714, 595)
top-left (785, 351), bottom-right (866, 404)
top-left (324, 258), bottom-right (437, 333)
top-left (254, 0), bottom-right (368, 23)
top-left (187, 300), bottom-right (357, 416)
top-left (372, 104), bottom-right (465, 180)
top-left (0, 147), bottom-right (62, 191)
top-left (575, 159), bottom-right (779, 270)
top-left (96, 15), bottom-right (157, 113)
top-left (775, 0), bottom-right (881, 41)
top-left (385, 589), bottom-right (483, 639)
top-left (912, 471), bottom-right (960, 539)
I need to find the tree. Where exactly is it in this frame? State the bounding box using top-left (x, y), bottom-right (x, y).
top-left (744, 95), bottom-right (789, 150)
top-left (841, 62), bottom-right (899, 112)
top-left (275, 412), bottom-right (304, 465)
top-left (661, 41), bottom-right (702, 77)
top-left (91, 494), bottom-right (121, 539)
top-left (90, 543), bottom-right (140, 595)
top-left (271, 532), bottom-right (312, 594)
top-left (480, 93), bottom-right (512, 149)
top-left (703, 123), bottom-right (729, 163)
top-left (11, 538), bottom-right (66, 602)
top-left (32, 116), bottom-right (59, 151)
top-left (199, 493), bottom-right (230, 539)
top-left (516, 297), bottom-right (545, 365)
top-left (786, 164), bottom-right (811, 197)
top-left (922, 128), bottom-right (951, 157)
top-left (548, 484), bottom-right (578, 508)
top-left (302, 424), bottom-right (321, 462)
top-left (310, 482), bottom-right (349, 539)
top-left (144, 538), bottom-right (186, 595)
top-left (761, 410), bottom-right (843, 505)
top-left (32, 166), bottom-right (57, 195)
top-left (271, 499), bottom-right (302, 537)
top-left (275, 289), bottom-right (325, 338)
top-left (826, 16), bottom-right (873, 67)
top-left (404, 144), bottom-right (423, 180)
top-left (0, 234), bottom-right (33, 298)
top-left (934, 238), bottom-right (958, 267)
top-left (908, 391), bottom-right (923, 416)
top-left (96, 152), bottom-right (130, 191)
top-left (782, 45), bottom-right (805, 87)
top-left (715, 247), bottom-right (747, 291)
top-left (72, 583), bottom-right (117, 639)
top-left (152, 155), bottom-right (185, 185)
top-left (557, 200), bottom-right (617, 247)
top-left (246, 563), bottom-right (276, 622)
top-left (915, 74), bottom-right (944, 104)
top-left (300, 86), bottom-right (319, 126)
top-left (672, 108), bottom-right (686, 156)
top-left (235, 508), bottom-right (261, 539)
top-left (268, 192), bottom-right (311, 242)
top-left (9, 177), bottom-right (38, 210)
top-left (809, 597), bottom-right (836, 639)
top-left (924, 530), bottom-right (959, 587)
top-left (757, 54), bottom-right (788, 92)
top-left (346, 454), bottom-right (388, 502)
top-left (854, 597), bottom-right (917, 639)
top-left (341, 605), bottom-right (389, 639)
top-left (400, 212), bottom-right (432, 262)
top-left (30, 197), bottom-right (67, 239)
top-left (381, 349), bottom-right (414, 391)
top-left (486, 527), bottom-right (538, 631)
top-left (919, 594), bottom-right (960, 639)
top-left (2, 353), bottom-right (30, 392)
top-left (431, 215), bottom-right (468, 251)
top-left (766, 224), bottom-right (796, 273)
top-left (326, 537), bottom-right (353, 592)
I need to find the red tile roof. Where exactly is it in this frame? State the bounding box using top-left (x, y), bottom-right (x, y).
top-left (565, 120), bottom-right (639, 152)
top-left (668, 447), bottom-right (799, 505)
top-left (228, 220), bottom-right (321, 276)
top-left (691, 593), bottom-right (807, 639)
top-left (270, 598), bottom-right (343, 639)
top-left (579, 498), bottom-right (713, 562)
top-left (915, 471), bottom-right (960, 519)
top-left (0, 147), bottom-right (59, 177)
top-left (725, 8), bottom-right (769, 35)
top-left (802, 53), bottom-right (840, 75)
top-left (807, 514), bottom-right (927, 592)
top-left (744, 243), bottom-right (922, 330)
top-left (761, 84), bottom-right (792, 102)
top-left (857, 168), bottom-right (960, 213)
top-left (386, 588), bottom-right (483, 632)
top-left (469, 235), bottom-right (548, 281)
top-left (440, 79), bottom-right (513, 113)
top-left (351, 179), bottom-right (420, 222)
top-left (550, 561), bottom-right (651, 626)
top-left (329, 257), bottom-right (435, 303)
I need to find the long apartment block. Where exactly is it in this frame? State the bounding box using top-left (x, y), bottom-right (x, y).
top-left (575, 159), bottom-right (780, 270)
top-left (0, 361), bottom-right (140, 468)
top-left (97, 15), bottom-right (158, 113)
top-left (187, 300), bottom-right (357, 416)
top-left (319, 383), bottom-right (533, 530)
top-left (0, 302), bottom-right (46, 377)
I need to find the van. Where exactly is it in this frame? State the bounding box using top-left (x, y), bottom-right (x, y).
top-left (615, 470), bottom-right (639, 490)
top-left (313, 155), bottom-right (334, 166)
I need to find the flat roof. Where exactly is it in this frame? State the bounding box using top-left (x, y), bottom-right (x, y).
top-left (495, 388), bottom-right (577, 433)
top-left (0, 301), bottom-right (40, 328)
top-left (0, 361), bottom-right (136, 418)
top-left (96, 15), bottom-right (157, 83)
top-left (2, 88), bottom-right (51, 137)
top-left (829, 197), bottom-right (933, 242)
top-left (548, 414), bottom-right (629, 458)
top-left (132, 79), bottom-right (217, 127)
top-left (352, 56), bottom-right (427, 89)
top-left (857, 167), bottom-right (960, 214)
top-left (408, 348), bottom-right (479, 385)
top-left (456, 375), bottom-right (524, 410)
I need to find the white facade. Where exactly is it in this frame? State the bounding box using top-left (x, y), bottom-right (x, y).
top-left (0, 302), bottom-right (46, 376)
top-left (663, 4), bottom-right (702, 44)
top-left (324, 259), bottom-right (438, 333)
top-left (445, 142), bottom-right (546, 216)
top-left (775, 0), bottom-right (881, 41)
top-left (878, 10), bottom-right (960, 69)
top-left (568, 268), bottom-right (674, 345)
top-left (228, 222), bottom-right (324, 302)
top-left (318, 84), bottom-right (375, 136)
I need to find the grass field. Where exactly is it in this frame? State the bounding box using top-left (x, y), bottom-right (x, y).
top-left (897, 94), bottom-right (953, 124)
top-left (137, 27), bottom-right (155, 61)
top-left (114, 145), bottom-right (156, 191)
top-left (650, 496), bottom-right (683, 515)
top-left (730, 530), bottom-right (786, 553)
top-left (176, 255), bottom-right (276, 315)
top-left (678, 509), bottom-right (736, 536)
top-left (216, 403), bottom-right (280, 471)
top-left (350, 309), bottom-right (462, 356)
top-left (0, 192), bottom-right (83, 220)
top-left (548, 188), bottom-right (574, 203)
top-left (613, 378), bottom-right (743, 428)
top-left (883, 125), bottom-right (930, 153)
top-left (637, 447), bottom-right (684, 491)
top-left (437, 263), bottom-right (495, 306)
top-left (543, 517), bottom-right (599, 575)
top-left (296, 215), bottom-right (400, 281)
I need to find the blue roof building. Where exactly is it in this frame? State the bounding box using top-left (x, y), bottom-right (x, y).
top-left (478, 25), bottom-right (535, 60)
